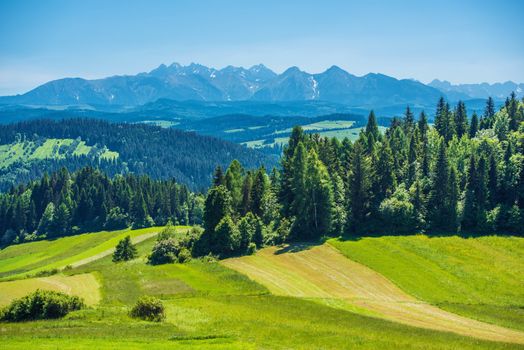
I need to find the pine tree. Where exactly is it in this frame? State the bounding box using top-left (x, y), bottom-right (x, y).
top-left (251, 167), bottom-right (268, 217)
top-left (417, 111), bottom-right (429, 141)
top-left (480, 97), bottom-right (496, 129)
top-left (448, 166), bottom-right (459, 232)
top-left (347, 142), bottom-right (371, 232)
top-left (373, 140), bottom-right (396, 207)
top-left (403, 106), bottom-right (415, 133)
top-left (212, 166), bottom-right (225, 187)
top-left (469, 112), bottom-right (479, 138)
top-left (454, 101), bottom-right (468, 138)
top-left (112, 235), bottom-right (137, 262)
top-left (428, 139), bottom-right (450, 231)
top-left (462, 156), bottom-right (478, 230)
top-left (225, 160), bottom-right (244, 213)
top-left (279, 126), bottom-right (305, 216)
top-left (406, 134), bottom-right (418, 188)
top-left (303, 149), bottom-right (333, 238)
top-left (289, 143), bottom-right (308, 237)
top-left (508, 91), bottom-right (519, 131)
top-left (53, 203), bottom-right (71, 237)
top-left (203, 185), bottom-right (232, 234)
top-left (240, 171), bottom-right (253, 215)
top-left (488, 154), bottom-right (498, 209)
top-left (365, 110), bottom-right (380, 143)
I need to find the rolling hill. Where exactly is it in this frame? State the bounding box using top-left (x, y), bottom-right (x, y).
top-left (0, 228), bottom-right (523, 349)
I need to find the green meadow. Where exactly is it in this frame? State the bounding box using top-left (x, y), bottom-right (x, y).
top-left (329, 235), bottom-right (524, 331)
top-left (0, 228), bottom-right (523, 349)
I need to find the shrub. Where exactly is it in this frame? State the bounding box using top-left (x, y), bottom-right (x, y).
top-left (130, 296), bottom-right (165, 322)
top-left (148, 238), bottom-right (178, 265)
top-left (112, 235), bottom-right (138, 262)
top-left (0, 290), bottom-right (84, 322)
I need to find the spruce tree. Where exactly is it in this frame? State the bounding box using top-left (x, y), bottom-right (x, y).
top-left (225, 160), bottom-right (244, 213)
top-left (403, 106), bottom-right (415, 133)
top-left (406, 134), bottom-right (418, 188)
top-left (428, 139), bottom-right (450, 231)
top-left (417, 111), bottom-right (429, 141)
top-left (454, 101), bottom-right (468, 138)
top-left (289, 143), bottom-right (308, 237)
top-left (203, 185), bottom-right (232, 234)
top-left (365, 110), bottom-right (380, 142)
top-left (469, 112), bottom-right (479, 138)
top-left (303, 149), bottom-right (333, 238)
top-left (347, 142), bottom-right (371, 232)
top-left (112, 235), bottom-right (137, 262)
top-left (373, 140), bottom-right (396, 207)
top-left (251, 167), bottom-right (268, 218)
top-left (212, 166), bottom-right (225, 187)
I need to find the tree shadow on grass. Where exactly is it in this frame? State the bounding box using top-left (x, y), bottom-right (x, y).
top-left (274, 240), bottom-right (325, 255)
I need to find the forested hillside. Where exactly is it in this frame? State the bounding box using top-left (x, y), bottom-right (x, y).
top-left (0, 119), bottom-right (276, 190)
top-left (0, 167), bottom-right (203, 245)
top-left (191, 93), bottom-right (524, 259)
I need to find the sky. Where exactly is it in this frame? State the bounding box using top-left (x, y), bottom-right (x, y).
top-left (0, 0), bottom-right (523, 95)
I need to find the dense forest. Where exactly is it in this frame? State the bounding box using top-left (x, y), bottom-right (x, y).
top-left (0, 119), bottom-right (276, 191)
top-left (1, 93), bottom-right (523, 253)
top-left (0, 167), bottom-right (203, 245)
top-left (192, 93), bottom-right (524, 258)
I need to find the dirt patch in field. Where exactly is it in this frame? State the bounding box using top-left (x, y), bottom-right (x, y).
top-left (0, 273), bottom-right (100, 306)
top-left (222, 244), bottom-right (524, 344)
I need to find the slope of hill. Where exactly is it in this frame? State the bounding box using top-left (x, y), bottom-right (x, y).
top-left (222, 241), bottom-right (524, 343)
top-left (0, 119), bottom-right (277, 190)
top-left (329, 235), bottom-right (524, 331)
top-left (0, 230), bottom-right (521, 349)
top-left (0, 63), bottom-right (444, 108)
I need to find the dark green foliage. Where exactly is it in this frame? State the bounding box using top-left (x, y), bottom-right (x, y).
top-left (203, 185), bottom-right (232, 235)
top-left (454, 101), bottom-right (468, 138)
top-left (130, 296), bottom-right (165, 322)
top-left (0, 290), bottom-right (84, 322)
top-left (148, 225), bottom-right (201, 264)
top-left (0, 166), bottom-right (203, 246)
top-left (112, 235), bottom-right (138, 262)
top-left (0, 119), bottom-right (276, 192)
top-left (347, 142), bottom-right (371, 232)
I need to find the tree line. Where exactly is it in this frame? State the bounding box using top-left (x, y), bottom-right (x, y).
top-left (197, 93), bottom-right (524, 257)
top-left (0, 167), bottom-right (204, 245)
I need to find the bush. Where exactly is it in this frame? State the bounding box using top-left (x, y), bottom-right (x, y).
top-left (130, 296), bottom-right (165, 322)
top-left (148, 238), bottom-right (179, 264)
top-left (0, 290), bottom-right (84, 322)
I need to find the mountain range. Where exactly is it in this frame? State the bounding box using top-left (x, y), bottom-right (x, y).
top-left (1, 63), bottom-right (521, 109)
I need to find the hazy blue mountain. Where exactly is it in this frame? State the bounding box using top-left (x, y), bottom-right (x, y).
top-left (0, 63), bottom-right (444, 107)
top-left (429, 79), bottom-right (524, 100)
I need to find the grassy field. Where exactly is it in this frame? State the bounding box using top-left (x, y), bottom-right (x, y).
top-left (244, 125), bottom-right (387, 148)
top-left (329, 235), bottom-right (524, 331)
top-left (0, 138), bottom-right (118, 168)
top-left (1, 232), bottom-right (523, 349)
top-left (0, 226), bottom-right (169, 280)
top-left (0, 273), bottom-right (100, 306)
top-left (222, 243), bottom-right (524, 344)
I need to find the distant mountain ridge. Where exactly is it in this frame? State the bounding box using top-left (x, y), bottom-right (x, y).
top-left (428, 79), bottom-right (524, 100)
top-left (1, 62), bottom-right (520, 109)
top-left (0, 63), bottom-right (441, 107)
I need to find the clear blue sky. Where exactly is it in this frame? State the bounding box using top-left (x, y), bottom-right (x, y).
top-left (1, 0), bottom-right (523, 95)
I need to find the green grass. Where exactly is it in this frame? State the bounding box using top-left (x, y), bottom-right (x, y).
top-left (329, 235), bottom-right (524, 331)
top-left (0, 138), bottom-right (119, 168)
top-left (1, 234), bottom-right (522, 349)
top-left (0, 226), bottom-right (165, 280)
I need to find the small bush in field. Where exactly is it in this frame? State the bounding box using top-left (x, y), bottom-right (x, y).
top-left (130, 296), bottom-right (165, 322)
top-left (0, 289), bottom-right (84, 322)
